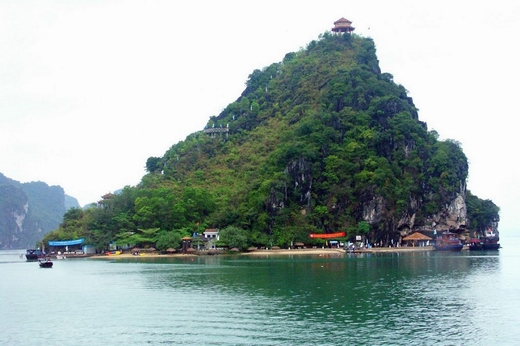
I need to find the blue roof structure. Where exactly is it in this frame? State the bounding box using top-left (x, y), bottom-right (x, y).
top-left (48, 238), bottom-right (85, 246)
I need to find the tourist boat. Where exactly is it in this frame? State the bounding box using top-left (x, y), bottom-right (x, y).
top-left (38, 258), bottom-right (53, 268)
top-left (25, 249), bottom-right (45, 261)
top-left (434, 232), bottom-right (463, 251)
top-left (468, 238), bottom-right (483, 251)
top-left (482, 236), bottom-right (500, 250)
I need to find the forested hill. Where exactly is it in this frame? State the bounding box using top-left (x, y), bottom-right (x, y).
top-left (44, 31), bottom-right (499, 251)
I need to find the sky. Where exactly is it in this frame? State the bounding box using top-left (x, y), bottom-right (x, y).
top-left (1, 1), bottom-right (519, 235)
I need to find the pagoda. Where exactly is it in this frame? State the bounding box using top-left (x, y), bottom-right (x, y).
top-left (331, 17), bottom-right (355, 34)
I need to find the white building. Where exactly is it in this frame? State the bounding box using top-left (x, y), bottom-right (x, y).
top-left (203, 229), bottom-right (219, 240)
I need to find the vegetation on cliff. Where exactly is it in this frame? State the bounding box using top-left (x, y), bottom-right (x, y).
top-left (42, 32), bottom-right (499, 251)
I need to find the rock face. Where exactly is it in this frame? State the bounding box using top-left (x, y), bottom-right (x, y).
top-left (0, 173), bottom-right (73, 249)
top-left (397, 194), bottom-right (467, 232)
top-left (391, 182), bottom-right (468, 241)
top-left (362, 195), bottom-right (385, 224)
top-left (429, 193), bottom-right (467, 230)
top-left (356, 191), bottom-right (468, 239)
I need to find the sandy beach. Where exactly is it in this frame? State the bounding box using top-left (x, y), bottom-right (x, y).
top-left (89, 246), bottom-right (435, 259)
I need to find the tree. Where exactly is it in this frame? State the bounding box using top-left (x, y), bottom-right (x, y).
top-left (466, 191), bottom-right (500, 232)
top-left (357, 221), bottom-right (370, 238)
top-left (219, 226), bottom-right (249, 250)
top-left (146, 157), bottom-right (162, 173)
top-left (63, 207), bottom-right (85, 222)
top-left (155, 229), bottom-right (189, 251)
top-left (42, 207), bottom-right (87, 244)
top-left (116, 228), bottom-right (160, 248)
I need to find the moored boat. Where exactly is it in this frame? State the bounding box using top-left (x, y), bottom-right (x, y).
top-left (38, 258), bottom-right (53, 268)
top-left (468, 238), bottom-right (483, 251)
top-left (480, 228), bottom-right (501, 250)
top-left (434, 232), bottom-right (463, 251)
top-left (482, 236), bottom-right (500, 250)
top-left (25, 249), bottom-right (45, 261)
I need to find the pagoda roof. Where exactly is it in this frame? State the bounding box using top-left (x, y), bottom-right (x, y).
top-left (402, 232), bottom-right (432, 241)
top-left (334, 17), bottom-right (352, 24)
top-left (332, 17), bottom-right (355, 32)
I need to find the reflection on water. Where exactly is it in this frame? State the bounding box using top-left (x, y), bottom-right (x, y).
top-left (0, 248), bottom-right (517, 345)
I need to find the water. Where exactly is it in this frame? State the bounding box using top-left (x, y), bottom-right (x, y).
top-left (1, 238), bottom-right (519, 345)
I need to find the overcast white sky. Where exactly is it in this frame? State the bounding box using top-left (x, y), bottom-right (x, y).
top-left (1, 1), bottom-right (519, 235)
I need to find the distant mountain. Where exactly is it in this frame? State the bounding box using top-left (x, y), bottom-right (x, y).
top-left (0, 172), bottom-right (79, 249)
top-left (65, 194), bottom-right (81, 210)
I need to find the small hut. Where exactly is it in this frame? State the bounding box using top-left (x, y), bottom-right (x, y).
top-left (181, 236), bottom-right (192, 254)
top-left (331, 17), bottom-right (355, 34)
top-left (402, 232), bottom-right (432, 247)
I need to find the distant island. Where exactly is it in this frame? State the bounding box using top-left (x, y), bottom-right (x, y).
top-left (0, 172), bottom-right (79, 249)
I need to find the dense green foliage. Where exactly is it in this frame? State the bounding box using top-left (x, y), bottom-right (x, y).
top-left (466, 191), bottom-right (500, 232)
top-left (42, 32), bottom-right (498, 250)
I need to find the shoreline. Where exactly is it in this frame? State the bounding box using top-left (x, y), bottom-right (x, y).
top-left (88, 246), bottom-right (436, 259)
top-left (243, 246), bottom-right (435, 255)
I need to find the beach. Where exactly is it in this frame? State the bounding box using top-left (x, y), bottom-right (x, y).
top-left (90, 245), bottom-right (435, 259)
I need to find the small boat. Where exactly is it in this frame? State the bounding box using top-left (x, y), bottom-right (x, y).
top-left (25, 249), bottom-right (45, 261)
top-left (38, 258), bottom-right (53, 268)
top-left (434, 232), bottom-right (463, 251)
top-left (345, 244), bottom-right (361, 253)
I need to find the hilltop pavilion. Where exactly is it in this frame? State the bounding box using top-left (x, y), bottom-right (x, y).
top-left (332, 17), bottom-right (355, 34)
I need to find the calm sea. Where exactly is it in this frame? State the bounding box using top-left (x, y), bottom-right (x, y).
top-left (1, 236), bottom-right (519, 346)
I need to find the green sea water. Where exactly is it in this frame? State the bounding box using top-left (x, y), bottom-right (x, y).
top-left (1, 237), bottom-right (519, 345)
